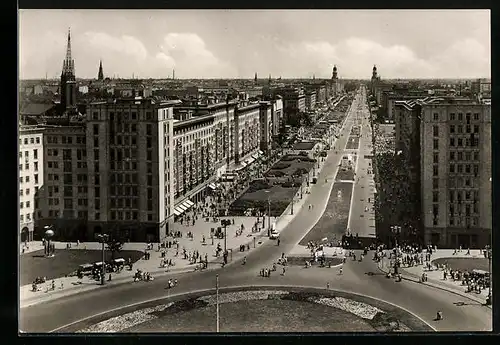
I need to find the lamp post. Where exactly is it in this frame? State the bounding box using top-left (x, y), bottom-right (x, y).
top-left (44, 226), bottom-right (55, 257)
top-left (216, 274), bottom-right (220, 332)
top-left (291, 195), bottom-right (294, 215)
top-left (96, 233), bottom-right (109, 285)
top-left (486, 246), bottom-right (492, 305)
top-left (264, 190), bottom-right (271, 236)
top-left (390, 226), bottom-right (401, 275)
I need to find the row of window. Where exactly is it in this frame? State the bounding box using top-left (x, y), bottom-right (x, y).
top-left (110, 198), bottom-right (139, 209)
top-left (19, 162), bottom-right (39, 171)
top-left (449, 151), bottom-right (480, 161)
top-left (18, 149), bottom-right (38, 159)
top-left (449, 137), bottom-right (478, 148)
top-left (109, 173), bottom-right (140, 184)
top-left (432, 177), bottom-right (479, 189)
top-left (20, 137), bottom-right (41, 145)
top-left (110, 185), bottom-right (139, 196)
top-left (19, 213), bottom-right (33, 223)
top-left (449, 202), bottom-right (479, 215)
top-left (448, 216), bottom-right (479, 227)
top-left (433, 112), bottom-right (480, 122)
top-left (46, 136), bottom-right (85, 144)
top-left (19, 187), bottom-right (38, 196)
top-left (19, 174), bottom-right (39, 184)
top-left (19, 201), bottom-right (31, 208)
top-left (449, 124), bottom-right (480, 134)
top-left (449, 190), bottom-right (479, 202)
top-left (109, 134), bottom-right (138, 146)
top-left (449, 164), bottom-right (479, 175)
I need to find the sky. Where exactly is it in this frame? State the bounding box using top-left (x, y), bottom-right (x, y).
top-left (19, 10), bottom-right (490, 80)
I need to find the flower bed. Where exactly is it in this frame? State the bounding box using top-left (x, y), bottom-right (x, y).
top-left (75, 288), bottom-right (424, 333)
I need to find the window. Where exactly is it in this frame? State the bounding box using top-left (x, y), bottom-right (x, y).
top-left (449, 190), bottom-right (454, 202)
top-left (473, 151), bottom-right (479, 161)
top-left (458, 113), bottom-right (463, 121)
top-left (449, 152), bottom-right (455, 160)
top-left (20, 202), bottom-right (24, 209)
top-left (457, 164), bottom-right (463, 173)
top-left (450, 138), bottom-right (455, 147)
top-left (433, 126), bottom-right (439, 137)
top-left (33, 149), bottom-right (38, 160)
top-left (458, 138), bottom-right (463, 147)
top-left (450, 125), bottom-right (455, 133)
top-left (20, 214), bottom-right (23, 222)
top-left (450, 113), bottom-right (455, 121)
top-left (433, 165), bottom-right (438, 176)
top-left (24, 138), bottom-right (28, 145)
top-left (95, 212), bottom-right (100, 220)
top-left (466, 125), bottom-right (471, 133)
top-left (465, 152), bottom-right (471, 161)
top-left (449, 164), bottom-right (455, 173)
top-left (25, 176), bottom-right (30, 183)
top-left (458, 125), bottom-right (463, 133)
top-left (433, 153), bottom-right (438, 164)
top-left (36, 137), bottom-right (40, 144)
top-left (147, 124), bottom-right (152, 136)
top-left (93, 112), bottom-right (99, 120)
top-left (94, 149), bottom-right (99, 161)
top-left (465, 164), bottom-right (471, 173)
top-left (433, 139), bottom-right (439, 150)
top-left (25, 151), bottom-right (29, 158)
top-left (94, 137), bottom-right (99, 147)
top-left (26, 188), bottom-right (30, 195)
top-left (433, 113), bottom-right (439, 121)
top-left (432, 178), bottom-right (439, 190)
top-left (432, 192), bottom-right (438, 203)
top-left (474, 125), bottom-right (479, 133)
top-left (473, 113), bottom-right (479, 120)
top-left (19, 189), bottom-right (23, 196)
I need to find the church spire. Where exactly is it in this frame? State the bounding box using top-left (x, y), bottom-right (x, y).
top-left (254, 72), bottom-right (258, 82)
top-left (62, 27), bottom-right (75, 75)
top-left (98, 60), bottom-right (104, 80)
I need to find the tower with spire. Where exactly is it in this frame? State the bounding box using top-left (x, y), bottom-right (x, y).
top-left (254, 72), bottom-right (258, 82)
top-left (98, 60), bottom-right (104, 80)
top-left (332, 65), bottom-right (338, 80)
top-left (60, 28), bottom-right (77, 115)
top-left (372, 65), bottom-right (378, 80)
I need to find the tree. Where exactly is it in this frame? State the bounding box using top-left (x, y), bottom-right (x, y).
top-left (106, 236), bottom-right (124, 261)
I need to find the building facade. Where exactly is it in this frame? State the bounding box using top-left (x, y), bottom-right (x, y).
top-left (420, 101), bottom-right (491, 248)
top-left (19, 126), bottom-right (44, 242)
top-left (234, 103), bottom-right (261, 163)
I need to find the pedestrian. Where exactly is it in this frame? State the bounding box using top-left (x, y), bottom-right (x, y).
top-left (277, 238), bottom-right (280, 246)
top-left (339, 266), bottom-right (343, 275)
top-left (282, 267), bottom-right (286, 276)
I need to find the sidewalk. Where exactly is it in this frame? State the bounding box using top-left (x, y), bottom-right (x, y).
top-left (377, 249), bottom-right (491, 307)
top-left (20, 216), bottom-right (271, 308)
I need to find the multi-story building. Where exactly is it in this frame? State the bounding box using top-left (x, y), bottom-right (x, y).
top-left (172, 110), bottom-right (215, 205)
top-left (36, 123), bottom-right (88, 240)
top-left (259, 101), bottom-right (273, 154)
top-left (84, 98), bottom-right (176, 242)
top-left (420, 100), bottom-right (491, 248)
top-left (305, 89), bottom-right (317, 111)
top-left (19, 126), bottom-right (44, 242)
top-left (277, 87), bottom-right (306, 125)
top-left (234, 103), bottom-right (261, 163)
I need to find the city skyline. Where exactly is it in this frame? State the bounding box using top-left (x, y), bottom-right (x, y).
top-left (20, 10), bottom-right (490, 80)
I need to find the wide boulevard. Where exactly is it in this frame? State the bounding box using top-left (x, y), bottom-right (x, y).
top-left (20, 87), bottom-right (492, 333)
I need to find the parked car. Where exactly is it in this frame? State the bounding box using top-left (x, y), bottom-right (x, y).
top-left (270, 230), bottom-right (280, 239)
top-left (77, 263), bottom-right (93, 277)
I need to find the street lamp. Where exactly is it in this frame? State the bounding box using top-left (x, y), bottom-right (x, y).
top-left (486, 246), bottom-right (492, 305)
top-left (264, 190), bottom-right (271, 237)
top-left (44, 226), bottom-right (55, 258)
top-left (216, 274), bottom-right (220, 332)
top-left (96, 233), bottom-right (109, 285)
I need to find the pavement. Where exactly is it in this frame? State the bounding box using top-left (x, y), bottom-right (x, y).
top-left (19, 88), bottom-right (492, 333)
top-left (377, 249), bottom-right (491, 307)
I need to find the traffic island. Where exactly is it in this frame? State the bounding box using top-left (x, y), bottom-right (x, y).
top-left (298, 182), bottom-right (353, 245)
top-left (67, 287), bottom-right (433, 333)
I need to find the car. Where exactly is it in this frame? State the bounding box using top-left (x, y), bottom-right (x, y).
top-left (269, 230), bottom-right (280, 239)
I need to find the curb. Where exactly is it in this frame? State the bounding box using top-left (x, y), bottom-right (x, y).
top-left (21, 228), bottom-right (272, 308)
top-left (376, 260), bottom-right (491, 308)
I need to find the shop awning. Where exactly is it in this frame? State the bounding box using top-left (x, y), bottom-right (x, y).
top-left (173, 209), bottom-right (183, 216)
top-left (177, 204), bottom-right (188, 212)
top-left (181, 200), bottom-right (194, 211)
top-left (208, 183), bottom-right (217, 190)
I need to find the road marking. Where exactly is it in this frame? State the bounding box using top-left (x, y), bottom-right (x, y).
top-left (51, 284), bottom-right (437, 333)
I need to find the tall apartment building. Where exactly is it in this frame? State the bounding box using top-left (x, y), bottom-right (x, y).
top-left (84, 98), bottom-right (176, 242)
top-left (305, 89), bottom-right (317, 111)
top-left (19, 126), bottom-right (44, 242)
top-left (420, 101), bottom-right (491, 248)
top-left (36, 124), bottom-right (89, 240)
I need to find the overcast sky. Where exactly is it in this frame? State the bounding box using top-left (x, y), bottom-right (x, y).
top-left (19, 10), bottom-right (490, 80)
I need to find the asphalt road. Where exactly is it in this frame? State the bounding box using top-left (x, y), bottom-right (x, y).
top-left (19, 88), bottom-right (492, 333)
